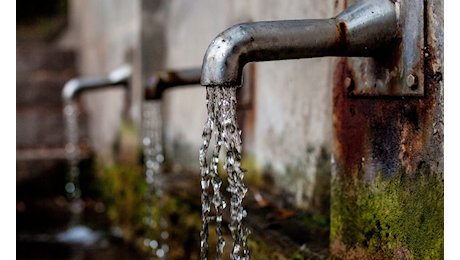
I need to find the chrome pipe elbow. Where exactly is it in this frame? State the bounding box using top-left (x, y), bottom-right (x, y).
top-left (62, 63), bottom-right (132, 101)
top-left (201, 0), bottom-right (397, 87)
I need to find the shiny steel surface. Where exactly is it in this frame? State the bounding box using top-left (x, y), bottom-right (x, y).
top-left (62, 63), bottom-right (132, 101)
top-left (201, 0), bottom-right (397, 87)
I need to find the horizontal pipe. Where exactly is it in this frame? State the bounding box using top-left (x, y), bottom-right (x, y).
top-left (145, 68), bottom-right (202, 100)
top-left (62, 63), bottom-right (132, 101)
top-left (201, 0), bottom-right (398, 86)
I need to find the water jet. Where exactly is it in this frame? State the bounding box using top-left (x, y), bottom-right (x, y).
top-left (61, 63), bottom-right (132, 224)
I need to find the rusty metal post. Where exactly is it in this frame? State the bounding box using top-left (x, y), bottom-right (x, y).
top-left (329, 0), bottom-right (443, 258)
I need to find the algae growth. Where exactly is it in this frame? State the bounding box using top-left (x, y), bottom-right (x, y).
top-left (330, 165), bottom-right (443, 259)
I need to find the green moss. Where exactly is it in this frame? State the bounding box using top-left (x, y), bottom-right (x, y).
top-left (310, 147), bottom-right (331, 215)
top-left (330, 166), bottom-right (444, 259)
top-left (298, 210), bottom-right (330, 231)
top-left (98, 164), bottom-right (147, 241)
top-left (247, 238), bottom-right (282, 259)
top-left (97, 163), bottom-right (203, 258)
top-left (150, 196), bottom-right (202, 259)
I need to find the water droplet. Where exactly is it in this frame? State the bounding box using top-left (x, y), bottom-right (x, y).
top-left (146, 169), bottom-right (154, 177)
top-left (143, 137), bottom-right (151, 146)
top-left (156, 154), bottom-right (164, 162)
top-left (150, 240), bottom-right (158, 249)
top-left (65, 182), bottom-right (75, 193)
top-left (146, 160), bottom-right (154, 168)
top-left (63, 105), bottom-right (74, 116)
top-left (146, 176), bottom-right (154, 184)
top-left (156, 249), bottom-right (165, 258)
top-left (65, 143), bottom-right (75, 153)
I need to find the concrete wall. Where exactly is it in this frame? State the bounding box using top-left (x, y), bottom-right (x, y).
top-left (161, 0), bottom-right (337, 210)
top-left (66, 0), bottom-right (141, 165)
top-left (65, 0), bottom-right (338, 210)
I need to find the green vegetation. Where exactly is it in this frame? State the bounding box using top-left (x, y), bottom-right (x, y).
top-left (98, 164), bottom-right (146, 241)
top-left (330, 166), bottom-right (444, 259)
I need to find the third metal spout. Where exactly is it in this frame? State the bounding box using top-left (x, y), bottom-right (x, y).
top-left (62, 63), bottom-right (132, 101)
top-left (201, 0), bottom-right (398, 86)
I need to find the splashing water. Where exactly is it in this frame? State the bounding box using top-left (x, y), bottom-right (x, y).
top-left (142, 101), bottom-right (168, 259)
top-left (200, 86), bottom-right (249, 260)
top-left (63, 100), bottom-right (84, 224)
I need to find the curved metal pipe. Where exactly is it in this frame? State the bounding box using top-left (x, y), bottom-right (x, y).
top-left (62, 63), bottom-right (132, 101)
top-left (145, 68), bottom-right (202, 100)
top-left (201, 0), bottom-right (398, 86)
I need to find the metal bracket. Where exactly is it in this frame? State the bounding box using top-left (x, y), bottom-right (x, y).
top-left (347, 0), bottom-right (424, 97)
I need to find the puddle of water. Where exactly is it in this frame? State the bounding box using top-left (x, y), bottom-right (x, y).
top-left (56, 225), bottom-right (102, 244)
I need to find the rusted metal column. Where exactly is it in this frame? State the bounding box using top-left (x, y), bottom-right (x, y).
top-left (330, 0), bottom-right (444, 258)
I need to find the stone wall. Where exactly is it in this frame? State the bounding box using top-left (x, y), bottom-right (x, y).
top-left (65, 0), bottom-right (141, 165)
top-left (160, 0), bottom-right (337, 210)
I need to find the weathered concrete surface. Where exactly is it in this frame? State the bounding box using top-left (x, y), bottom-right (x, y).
top-left (330, 0), bottom-right (444, 258)
top-left (64, 0), bottom-right (337, 209)
top-left (65, 0), bottom-right (141, 165)
top-left (15, 37), bottom-right (89, 188)
top-left (16, 42), bottom-right (79, 149)
top-left (59, 1), bottom-right (444, 257)
top-left (161, 0), bottom-right (337, 211)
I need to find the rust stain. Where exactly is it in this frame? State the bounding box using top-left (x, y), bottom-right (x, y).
top-left (333, 57), bottom-right (367, 177)
top-left (336, 21), bottom-right (348, 50)
top-left (334, 38), bottom-right (439, 177)
top-left (347, 27), bottom-right (402, 97)
top-left (397, 36), bottom-right (437, 173)
top-left (338, 22), bottom-right (347, 43)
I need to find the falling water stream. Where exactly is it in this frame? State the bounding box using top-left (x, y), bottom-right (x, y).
top-left (63, 100), bottom-right (84, 224)
top-left (60, 100), bottom-right (102, 244)
top-left (200, 86), bottom-right (250, 260)
top-left (142, 101), bottom-right (169, 259)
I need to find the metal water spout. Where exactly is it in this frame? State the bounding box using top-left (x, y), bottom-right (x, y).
top-left (144, 68), bottom-right (202, 100)
top-left (62, 63), bottom-right (132, 101)
top-left (201, 0), bottom-right (400, 87)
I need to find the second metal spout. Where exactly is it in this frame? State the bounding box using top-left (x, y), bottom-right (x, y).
top-left (201, 0), bottom-right (398, 86)
top-left (145, 68), bottom-right (202, 100)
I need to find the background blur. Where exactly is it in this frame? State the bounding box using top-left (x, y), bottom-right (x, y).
top-left (15, 0), bottom-right (446, 259)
